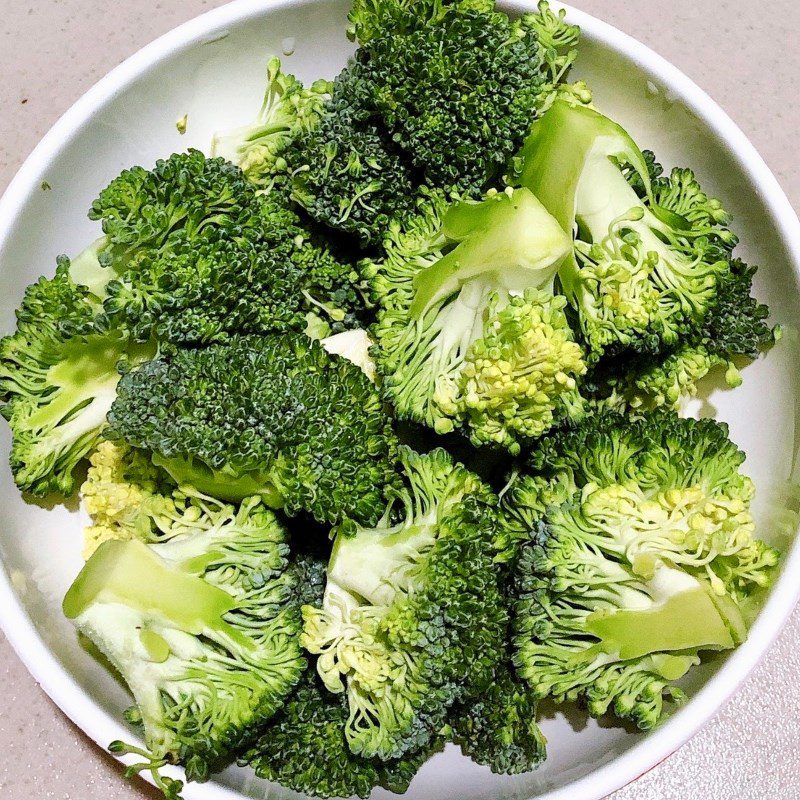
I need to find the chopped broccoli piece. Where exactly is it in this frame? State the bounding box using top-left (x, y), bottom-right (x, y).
top-left (351, 6), bottom-right (548, 195)
top-left (106, 334), bottom-right (400, 526)
top-left (63, 495), bottom-right (305, 793)
top-left (302, 447), bottom-right (506, 760)
top-left (511, 411), bottom-right (779, 729)
top-left (245, 671), bottom-right (442, 798)
top-left (0, 253), bottom-right (154, 497)
top-left (449, 662), bottom-right (546, 774)
top-left (211, 57), bottom-right (330, 188)
top-left (347, 0), bottom-right (495, 44)
top-left (590, 256), bottom-right (778, 409)
top-left (365, 187), bottom-right (585, 452)
top-left (91, 151), bottom-right (362, 340)
top-left (287, 65), bottom-right (419, 246)
top-left (514, 101), bottom-right (738, 364)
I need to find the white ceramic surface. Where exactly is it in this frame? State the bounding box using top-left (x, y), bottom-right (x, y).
top-left (1, 2), bottom-right (799, 799)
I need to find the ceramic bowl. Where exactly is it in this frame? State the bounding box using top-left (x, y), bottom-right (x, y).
top-left (1, 2), bottom-right (799, 799)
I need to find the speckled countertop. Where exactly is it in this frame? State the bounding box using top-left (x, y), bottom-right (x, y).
top-left (1, 1), bottom-right (800, 798)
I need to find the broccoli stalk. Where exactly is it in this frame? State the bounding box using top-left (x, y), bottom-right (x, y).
top-left (366, 187), bottom-right (586, 452)
top-left (63, 494), bottom-right (305, 795)
top-left (514, 100), bottom-right (737, 364)
top-left (302, 447), bottom-right (507, 760)
top-left (511, 412), bottom-right (779, 729)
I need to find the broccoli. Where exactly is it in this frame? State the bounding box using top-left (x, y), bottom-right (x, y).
top-left (511, 411), bottom-right (779, 729)
top-left (0, 250), bottom-right (154, 497)
top-left (287, 65), bottom-right (419, 246)
top-left (245, 671), bottom-right (442, 798)
top-left (105, 334), bottom-right (400, 526)
top-left (513, 101), bottom-right (740, 366)
top-left (285, 1), bottom-right (584, 244)
top-left (349, 5), bottom-right (549, 195)
top-left (587, 255), bottom-right (778, 410)
top-left (346, 0), bottom-right (495, 44)
top-left (365, 187), bottom-right (586, 452)
top-left (211, 57), bottom-right (330, 189)
top-left (63, 493), bottom-right (305, 796)
top-left (449, 662), bottom-right (546, 775)
top-left (91, 150), bottom-right (362, 340)
top-left (301, 446), bottom-right (507, 760)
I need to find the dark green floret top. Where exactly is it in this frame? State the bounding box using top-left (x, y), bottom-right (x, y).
top-left (106, 334), bottom-right (401, 526)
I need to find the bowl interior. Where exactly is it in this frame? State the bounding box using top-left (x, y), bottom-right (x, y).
top-left (1, 2), bottom-right (799, 799)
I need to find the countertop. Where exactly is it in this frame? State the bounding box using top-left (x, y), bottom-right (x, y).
top-left (1, 1), bottom-right (800, 798)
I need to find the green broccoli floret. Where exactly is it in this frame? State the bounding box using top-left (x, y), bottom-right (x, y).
top-left (365, 187), bottom-right (586, 453)
top-left (512, 411), bottom-right (779, 730)
top-left (302, 446), bottom-right (506, 760)
top-left (590, 256), bottom-right (778, 409)
top-left (211, 57), bottom-right (330, 188)
top-left (92, 151), bottom-right (362, 340)
top-left (63, 493), bottom-right (305, 797)
top-left (287, 66), bottom-right (419, 246)
top-left (0, 252), bottom-right (154, 497)
top-left (350, 6), bottom-right (549, 195)
top-left (514, 101), bottom-right (739, 365)
top-left (449, 662), bottom-right (546, 775)
top-left (106, 334), bottom-right (399, 526)
top-left (245, 671), bottom-right (442, 798)
top-left (346, 0), bottom-right (495, 44)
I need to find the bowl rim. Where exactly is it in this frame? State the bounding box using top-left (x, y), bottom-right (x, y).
top-left (1, 1), bottom-right (799, 799)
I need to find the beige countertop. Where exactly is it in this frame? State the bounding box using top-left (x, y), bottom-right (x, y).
top-left (1, 1), bottom-right (800, 798)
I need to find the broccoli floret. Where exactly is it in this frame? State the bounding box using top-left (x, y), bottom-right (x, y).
top-left (347, 0), bottom-right (495, 44)
top-left (514, 101), bottom-right (739, 365)
top-left (302, 447), bottom-right (506, 760)
top-left (365, 187), bottom-right (586, 452)
top-left (449, 663), bottom-right (546, 775)
top-left (351, 6), bottom-right (548, 195)
top-left (0, 253), bottom-right (154, 497)
top-left (590, 256), bottom-right (778, 409)
top-left (106, 334), bottom-right (399, 526)
top-left (245, 671), bottom-right (442, 798)
top-left (512, 411), bottom-right (779, 729)
top-left (211, 57), bottom-right (330, 188)
top-left (92, 151), bottom-right (362, 340)
top-left (63, 495), bottom-right (305, 795)
top-left (288, 66), bottom-right (419, 246)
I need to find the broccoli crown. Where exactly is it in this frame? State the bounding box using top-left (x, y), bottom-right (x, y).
top-left (0, 255), bottom-right (153, 497)
top-left (211, 57), bottom-right (331, 188)
top-left (64, 494), bottom-right (305, 791)
top-left (365, 187), bottom-right (585, 452)
top-left (515, 102), bottom-right (739, 365)
top-left (302, 447), bottom-right (507, 760)
top-left (92, 150), bottom-right (361, 341)
top-left (512, 411), bottom-right (779, 729)
top-left (352, 7), bottom-right (547, 195)
top-left (288, 66), bottom-right (419, 246)
top-left (584, 249), bottom-right (777, 410)
top-left (347, 0), bottom-right (496, 44)
top-left (245, 671), bottom-right (441, 798)
top-left (106, 334), bottom-right (400, 526)
top-left (449, 663), bottom-right (546, 775)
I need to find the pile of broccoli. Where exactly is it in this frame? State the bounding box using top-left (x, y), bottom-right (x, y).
top-left (0, 1), bottom-right (782, 798)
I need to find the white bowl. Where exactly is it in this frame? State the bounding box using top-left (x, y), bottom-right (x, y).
top-left (1, 1), bottom-right (799, 799)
